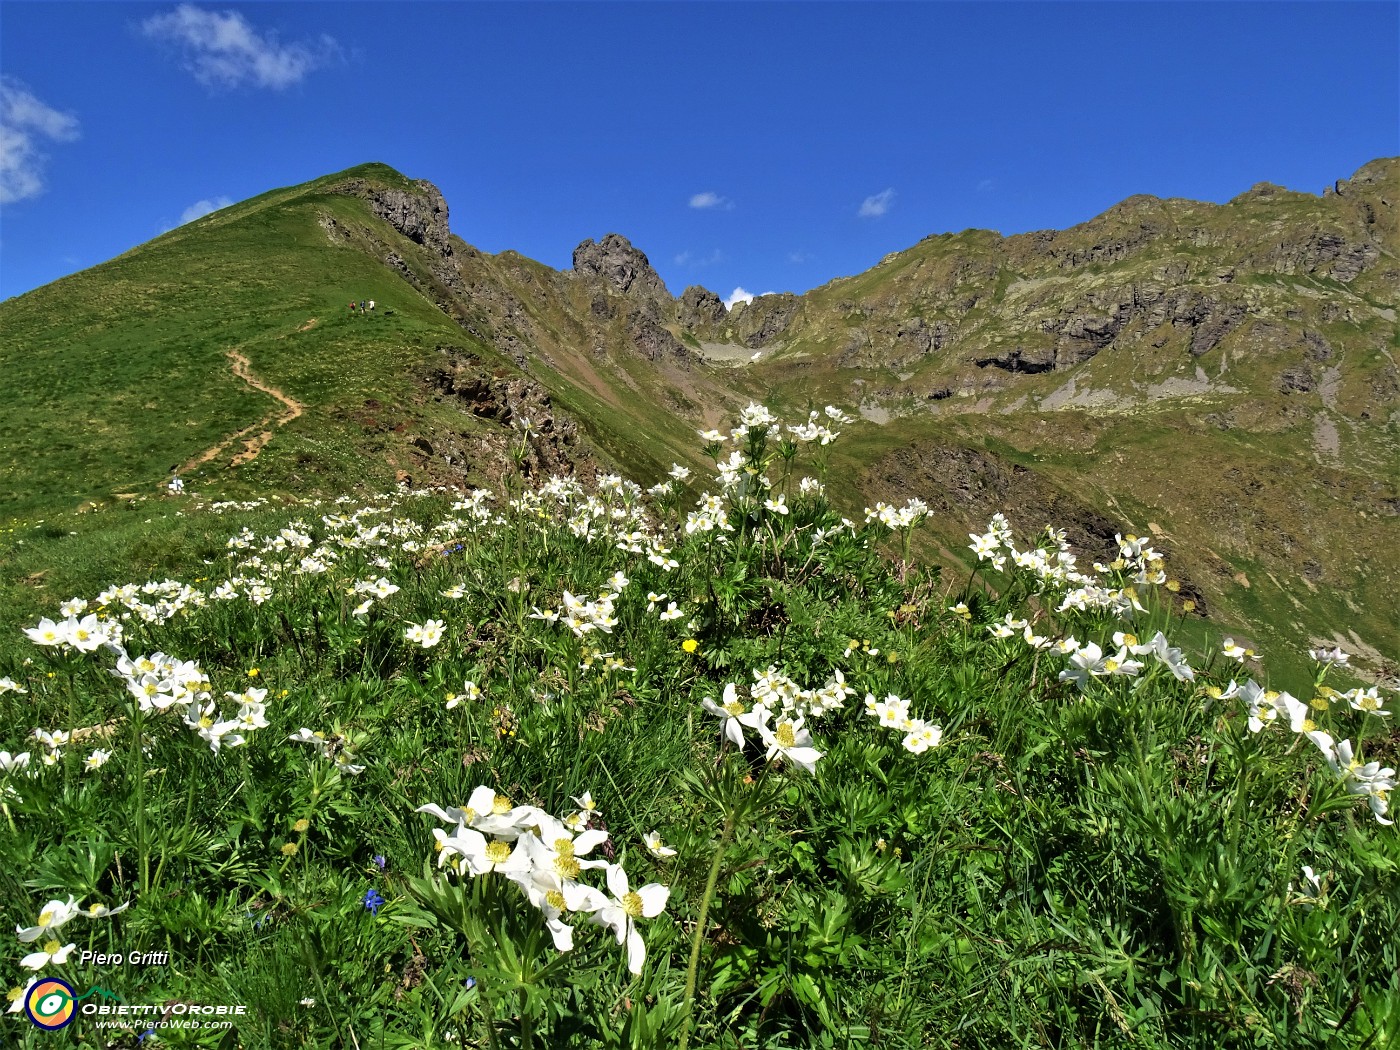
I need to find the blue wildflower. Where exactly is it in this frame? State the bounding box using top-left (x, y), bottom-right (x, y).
top-left (363, 888), bottom-right (385, 916)
top-left (372, 854), bottom-right (386, 871)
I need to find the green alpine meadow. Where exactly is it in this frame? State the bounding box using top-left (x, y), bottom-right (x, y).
top-left (1, 156), bottom-right (1397, 1049)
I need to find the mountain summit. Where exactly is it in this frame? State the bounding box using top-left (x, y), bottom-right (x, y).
top-left (1, 158), bottom-right (1396, 683)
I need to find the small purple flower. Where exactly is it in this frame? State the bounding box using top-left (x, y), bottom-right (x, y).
top-left (372, 854), bottom-right (386, 871)
top-left (363, 888), bottom-right (385, 916)
top-left (464, 977), bottom-right (477, 990)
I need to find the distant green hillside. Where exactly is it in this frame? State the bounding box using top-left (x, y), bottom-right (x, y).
top-left (1, 159), bottom-right (1396, 690)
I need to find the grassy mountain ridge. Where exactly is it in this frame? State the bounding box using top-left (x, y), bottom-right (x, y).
top-left (1, 159), bottom-right (1396, 689)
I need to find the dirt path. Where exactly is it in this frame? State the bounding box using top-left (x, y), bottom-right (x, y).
top-left (180, 347), bottom-right (307, 473)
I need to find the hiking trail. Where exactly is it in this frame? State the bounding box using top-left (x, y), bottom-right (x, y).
top-left (181, 346), bottom-right (307, 473)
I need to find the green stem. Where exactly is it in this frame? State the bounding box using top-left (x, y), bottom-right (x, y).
top-left (678, 808), bottom-right (739, 1050)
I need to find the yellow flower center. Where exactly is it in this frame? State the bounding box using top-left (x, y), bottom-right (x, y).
top-left (723, 700), bottom-right (744, 717)
top-left (775, 724), bottom-right (796, 749)
top-left (1310, 696), bottom-right (1330, 711)
top-left (38, 910), bottom-right (54, 927)
top-left (492, 795), bottom-right (513, 814)
top-left (88, 904), bottom-right (103, 916)
top-left (554, 855), bottom-right (581, 880)
top-left (554, 839), bottom-right (574, 857)
top-left (1359, 697), bottom-right (1379, 711)
top-left (43, 940), bottom-right (62, 955)
top-left (1302, 719), bottom-right (1317, 732)
top-left (280, 842), bottom-right (298, 856)
top-left (622, 891), bottom-right (643, 917)
top-left (546, 890), bottom-right (566, 911)
top-left (293, 819), bottom-right (310, 833)
top-left (485, 841), bottom-right (511, 865)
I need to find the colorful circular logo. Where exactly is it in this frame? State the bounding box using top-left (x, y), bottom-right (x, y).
top-left (25, 978), bottom-right (76, 1030)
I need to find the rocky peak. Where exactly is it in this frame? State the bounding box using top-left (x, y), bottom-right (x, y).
top-left (572, 234), bottom-right (670, 299)
top-left (678, 285), bottom-right (726, 329)
top-left (334, 177), bottom-right (455, 259)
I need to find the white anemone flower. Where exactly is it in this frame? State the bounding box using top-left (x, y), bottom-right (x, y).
top-left (902, 721), bottom-right (943, 754)
top-left (758, 714), bottom-right (823, 773)
top-left (81, 901), bottom-right (130, 919)
top-left (1222, 638), bottom-right (1257, 662)
top-left (7, 976), bottom-right (38, 1013)
top-left (83, 749), bottom-right (112, 772)
top-left (1345, 687), bottom-right (1391, 717)
top-left (700, 685), bottom-right (766, 748)
top-left (1309, 646), bottom-right (1349, 666)
top-left (643, 831), bottom-right (677, 857)
top-left (570, 791), bottom-right (602, 822)
top-left (440, 826), bottom-right (532, 878)
top-left (17, 898), bottom-right (80, 942)
top-left (591, 864), bottom-right (671, 975)
top-left (20, 940), bottom-right (76, 971)
top-left (0, 751), bottom-right (31, 773)
top-left (23, 618), bottom-right (66, 647)
top-left (510, 866), bottom-right (607, 951)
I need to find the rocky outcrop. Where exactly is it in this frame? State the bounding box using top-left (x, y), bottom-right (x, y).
top-left (975, 346), bottom-right (1057, 374)
top-left (1165, 291), bottom-right (1246, 357)
top-left (625, 308), bottom-right (691, 365)
top-left (895, 316), bottom-right (952, 355)
top-left (572, 234), bottom-right (670, 300)
top-left (678, 285), bottom-right (726, 329)
top-left (335, 178), bottom-right (455, 258)
top-left (1279, 365), bottom-right (1315, 394)
top-left (424, 346), bottom-right (588, 478)
top-left (733, 293), bottom-right (801, 348)
top-left (334, 177), bottom-right (466, 307)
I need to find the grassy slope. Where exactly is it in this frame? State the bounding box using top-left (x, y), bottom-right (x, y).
top-left (1, 161), bottom-right (1395, 693)
top-left (0, 165), bottom-right (500, 516)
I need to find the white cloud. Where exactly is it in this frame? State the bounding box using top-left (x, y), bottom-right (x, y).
top-left (142, 4), bottom-right (340, 90)
top-left (858, 188), bottom-right (895, 219)
top-left (689, 191), bottom-right (733, 210)
top-left (0, 77), bottom-right (80, 204)
top-left (976, 178), bottom-right (996, 193)
top-left (787, 251), bottom-right (811, 264)
top-left (179, 196), bottom-right (234, 224)
top-left (724, 287), bottom-right (776, 309)
top-left (676, 248), bottom-right (723, 267)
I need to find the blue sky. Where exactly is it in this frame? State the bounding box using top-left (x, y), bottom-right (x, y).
top-left (2, 1), bottom-right (1396, 305)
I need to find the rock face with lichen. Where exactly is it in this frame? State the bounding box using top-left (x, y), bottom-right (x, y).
top-left (571, 233), bottom-right (671, 301)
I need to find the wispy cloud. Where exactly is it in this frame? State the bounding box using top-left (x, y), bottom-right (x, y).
top-left (976, 178), bottom-right (996, 193)
top-left (787, 250), bottom-right (812, 264)
top-left (689, 191), bottom-right (733, 211)
top-left (159, 194), bottom-right (234, 233)
top-left (724, 287), bottom-right (775, 309)
top-left (180, 195), bottom-right (233, 224)
top-left (858, 188), bottom-right (895, 219)
top-left (142, 4), bottom-right (340, 90)
top-left (0, 76), bottom-right (80, 204)
top-left (674, 248), bottom-right (724, 267)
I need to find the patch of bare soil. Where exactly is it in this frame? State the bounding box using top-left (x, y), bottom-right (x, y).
top-left (180, 347), bottom-right (307, 472)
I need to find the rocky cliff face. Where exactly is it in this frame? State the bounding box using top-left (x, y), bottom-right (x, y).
top-left (572, 233), bottom-right (671, 301)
